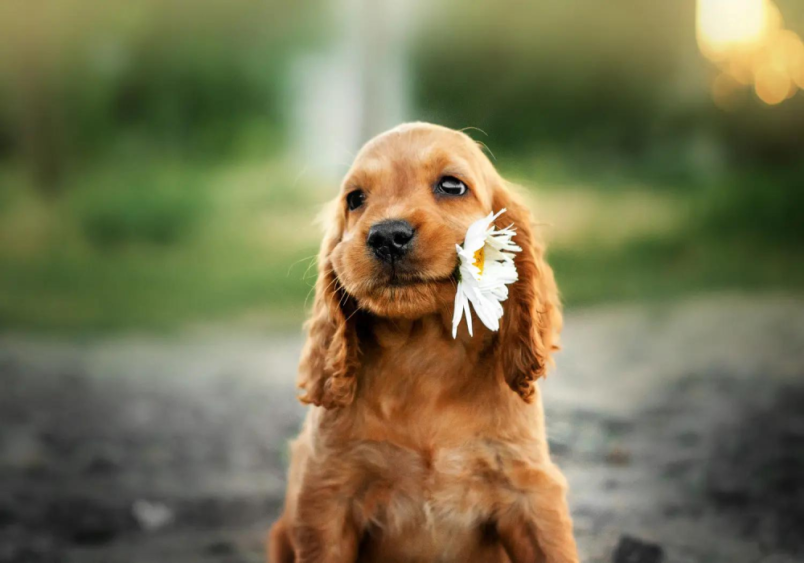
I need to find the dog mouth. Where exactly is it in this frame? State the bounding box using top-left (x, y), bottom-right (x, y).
top-left (363, 250), bottom-right (463, 294)
top-left (338, 263), bottom-right (458, 318)
top-left (372, 258), bottom-right (455, 288)
top-left (387, 274), bottom-right (432, 287)
top-left (374, 270), bottom-right (457, 293)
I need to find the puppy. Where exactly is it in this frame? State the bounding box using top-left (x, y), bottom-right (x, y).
top-left (269, 123), bottom-right (578, 563)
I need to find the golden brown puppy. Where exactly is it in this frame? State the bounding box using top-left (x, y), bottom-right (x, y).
top-left (269, 123), bottom-right (578, 563)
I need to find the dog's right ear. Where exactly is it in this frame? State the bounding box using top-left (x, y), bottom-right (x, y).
top-left (297, 201), bottom-right (360, 409)
top-left (492, 180), bottom-right (563, 403)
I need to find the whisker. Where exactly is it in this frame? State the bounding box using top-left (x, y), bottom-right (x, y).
top-left (344, 306), bottom-right (361, 324)
top-left (304, 285), bottom-right (316, 308)
top-left (302, 257), bottom-right (319, 280)
top-left (475, 140), bottom-right (496, 161)
top-left (305, 275), bottom-right (339, 309)
top-left (286, 254), bottom-right (318, 277)
top-left (460, 126), bottom-right (489, 137)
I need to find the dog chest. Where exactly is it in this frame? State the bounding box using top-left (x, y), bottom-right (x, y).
top-left (341, 439), bottom-right (528, 533)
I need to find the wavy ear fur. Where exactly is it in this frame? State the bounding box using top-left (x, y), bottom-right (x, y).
top-left (493, 181), bottom-right (563, 402)
top-left (297, 204), bottom-right (359, 409)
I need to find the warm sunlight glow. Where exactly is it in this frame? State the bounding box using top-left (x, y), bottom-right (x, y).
top-left (697, 0), bottom-right (803, 106)
top-left (697, 0), bottom-right (766, 60)
top-left (755, 65), bottom-right (792, 104)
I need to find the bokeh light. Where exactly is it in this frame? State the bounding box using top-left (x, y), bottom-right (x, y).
top-left (755, 64), bottom-right (793, 105)
top-left (697, 0), bottom-right (767, 60)
top-left (697, 0), bottom-right (804, 105)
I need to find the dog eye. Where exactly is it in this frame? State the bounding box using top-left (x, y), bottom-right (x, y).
top-left (346, 190), bottom-right (366, 211)
top-left (435, 176), bottom-right (467, 196)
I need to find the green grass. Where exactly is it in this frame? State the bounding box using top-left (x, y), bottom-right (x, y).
top-left (0, 157), bottom-right (322, 332)
top-left (551, 237), bottom-right (804, 308)
top-left (0, 156), bottom-right (802, 333)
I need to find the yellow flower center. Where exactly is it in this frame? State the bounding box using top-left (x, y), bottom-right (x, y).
top-left (473, 246), bottom-right (485, 276)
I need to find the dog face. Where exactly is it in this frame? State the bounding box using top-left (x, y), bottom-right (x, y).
top-left (330, 123), bottom-right (495, 318)
top-left (297, 122), bottom-right (562, 409)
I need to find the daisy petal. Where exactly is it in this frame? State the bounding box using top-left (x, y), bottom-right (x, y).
top-left (452, 208), bottom-right (520, 339)
top-left (452, 281), bottom-right (464, 338)
top-left (464, 296), bottom-right (473, 337)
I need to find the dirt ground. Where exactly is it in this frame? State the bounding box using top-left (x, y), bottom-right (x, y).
top-left (1, 295), bottom-right (803, 563)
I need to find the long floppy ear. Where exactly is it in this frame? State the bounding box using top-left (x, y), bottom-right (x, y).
top-left (492, 181), bottom-right (563, 402)
top-left (297, 202), bottom-right (360, 409)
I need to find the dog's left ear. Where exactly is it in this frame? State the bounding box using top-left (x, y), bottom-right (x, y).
top-left (296, 202), bottom-right (360, 409)
top-left (492, 180), bottom-right (563, 402)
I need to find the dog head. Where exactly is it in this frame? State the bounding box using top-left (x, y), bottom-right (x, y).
top-left (297, 123), bottom-right (562, 408)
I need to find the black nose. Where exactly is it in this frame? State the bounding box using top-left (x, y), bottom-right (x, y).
top-left (366, 219), bottom-right (415, 262)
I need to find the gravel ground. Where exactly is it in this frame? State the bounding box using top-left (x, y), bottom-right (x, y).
top-left (1, 295), bottom-right (803, 563)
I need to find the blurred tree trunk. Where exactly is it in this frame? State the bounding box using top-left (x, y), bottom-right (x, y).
top-left (290, 0), bottom-right (415, 179)
top-left (16, 67), bottom-right (65, 195)
top-left (357, 0), bottom-right (412, 143)
top-left (2, 1), bottom-right (66, 196)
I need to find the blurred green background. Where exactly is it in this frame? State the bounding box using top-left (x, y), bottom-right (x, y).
top-left (0, 0), bottom-right (802, 333)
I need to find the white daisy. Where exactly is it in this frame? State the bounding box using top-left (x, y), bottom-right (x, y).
top-left (452, 209), bottom-right (521, 338)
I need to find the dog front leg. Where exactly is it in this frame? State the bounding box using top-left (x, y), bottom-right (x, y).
top-left (497, 515), bottom-right (547, 563)
top-left (292, 485), bottom-right (360, 563)
top-left (498, 466), bottom-right (579, 563)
